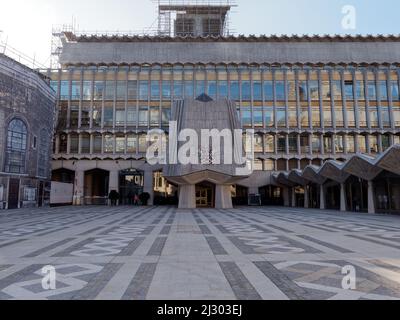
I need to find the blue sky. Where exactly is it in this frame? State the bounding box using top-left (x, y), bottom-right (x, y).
top-left (0, 0), bottom-right (399, 66)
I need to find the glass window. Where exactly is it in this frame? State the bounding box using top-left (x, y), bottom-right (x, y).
top-left (264, 159), bottom-right (275, 171)
top-left (150, 107), bottom-right (160, 126)
top-left (195, 80), bottom-right (205, 96)
top-left (344, 81), bottom-right (354, 100)
top-left (321, 80), bottom-right (331, 100)
top-left (174, 81), bottom-right (183, 99)
top-left (115, 108), bottom-right (125, 127)
top-left (92, 105), bottom-right (102, 127)
top-left (358, 135), bottom-right (367, 153)
top-left (218, 81), bottom-right (228, 98)
top-left (263, 81), bottom-right (273, 101)
top-left (139, 106), bottom-right (148, 127)
top-left (70, 105), bottom-right (79, 128)
top-left (298, 81), bottom-right (308, 101)
top-left (367, 81), bottom-right (377, 100)
top-left (241, 108), bottom-right (252, 127)
top-left (162, 81), bottom-right (171, 99)
top-left (253, 159), bottom-right (263, 171)
top-left (253, 81), bottom-right (262, 101)
top-left (300, 107), bottom-right (309, 127)
top-left (288, 107), bottom-right (297, 127)
top-left (128, 80), bottom-right (137, 100)
top-left (81, 134), bottom-right (90, 154)
top-left (347, 106), bottom-right (356, 127)
top-left (184, 80), bottom-right (194, 98)
top-left (312, 135), bottom-right (321, 153)
top-left (207, 81), bottom-right (217, 98)
top-left (324, 135), bottom-right (333, 154)
top-left (127, 106), bottom-right (137, 127)
top-left (5, 119), bottom-right (27, 174)
top-left (70, 134), bottom-right (79, 154)
top-left (104, 135), bottom-right (114, 153)
top-left (254, 134), bottom-right (263, 153)
top-left (312, 106), bottom-right (321, 127)
top-left (105, 81), bottom-right (115, 100)
top-left (71, 81), bottom-right (81, 100)
top-left (230, 81), bottom-right (239, 101)
top-left (264, 135), bottom-right (275, 153)
top-left (309, 81), bottom-right (319, 101)
top-left (300, 135), bottom-right (310, 153)
top-left (59, 133), bottom-right (68, 153)
top-left (139, 81), bottom-right (149, 100)
top-left (359, 105), bottom-right (368, 127)
top-left (289, 135), bottom-right (298, 153)
top-left (391, 81), bottom-right (399, 101)
top-left (369, 106), bottom-right (379, 127)
top-left (93, 135), bottom-right (102, 153)
top-left (382, 106), bottom-right (391, 127)
top-left (116, 81), bottom-right (127, 100)
top-left (332, 80), bottom-right (342, 100)
top-left (264, 107), bottom-right (274, 127)
top-left (103, 106), bottom-right (114, 127)
top-left (382, 134), bottom-right (391, 151)
top-left (335, 135), bottom-right (344, 153)
top-left (241, 81), bottom-right (251, 100)
top-left (277, 107), bottom-right (286, 127)
top-left (50, 81), bottom-right (59, 95)
top-left (277, 135), bottom-right (286, 153)
top-left (253, 108), bottom-right (263, 127)
top-left (139, 135), bottom-right (147, 153)
top-left (116, 136), bottom-right (125, 154)
top-left (60, 81), bottom-right (69, 99)
top-left (81, 105), bottom-right (90, 127)
top-left (127, 135), bottom-right (137, 153)
top-left (394, 107), bottom-right (400, 127)
top-left (82, 81), bottom-right (92, 100)
top-left (151, 81), bottom-right (160, 100)
top-left (379, 81), bottom-right (388, 101)
top-left (162, 108), bottom-right (171, 126)
top-left (276, 81), bottom-right (285, 100)
top-left (94, 81), bottom-right (104, 100)
top-left (356, 81), bottom-right (365, 100)
top-left (346, 135), bottom-right (356, 153)
top-left (369, 135), bottom-right (379, 153)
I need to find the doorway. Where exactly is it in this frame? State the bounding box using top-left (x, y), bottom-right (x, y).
top-left (196, 182), bottom-right (215, 208)
top-left (8, 178), bottom-right (20, 209)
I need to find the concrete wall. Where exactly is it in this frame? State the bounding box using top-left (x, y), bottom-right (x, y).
top-left (50, 182), bottom-right (73, 205)
top-left (60, 40), bottom-right (400, 65)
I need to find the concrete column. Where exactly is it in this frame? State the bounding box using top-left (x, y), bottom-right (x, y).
top-left (291, 188), bottom-right (296, 207)
top-left (320, 184), bottom-right (326, 210)
top-left (368, 180), bottom-right (376, 214)
top-left (304, 185), bottom-right (309, 209)
top-left (73, 170), bottom-right (84, 206)
top-left (178, 185), bottom-right (196, 209)
top-left (283, 187), bottom-right (290, 207)
top-left (109, 170), bottom-right (119, 194)
top-left (143, 170), bottom-right (154, 206)
top-left (215, 185), bottom-right (233, 209)
top-left (340, 183), bottom-right (347, 212)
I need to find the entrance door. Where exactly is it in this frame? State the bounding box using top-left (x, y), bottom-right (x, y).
top-left (195, 183), bottom-right (215, 208)
top-left (8, 179), bottom-right (20, 209)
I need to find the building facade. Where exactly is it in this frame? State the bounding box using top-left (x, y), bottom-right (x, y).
top-left (0, 54), bottom-right (56, 209)
top-left (45, 4), bottom-right (400, 213)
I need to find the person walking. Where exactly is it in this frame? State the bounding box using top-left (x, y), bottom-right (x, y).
top-left (134, 194), bottom-right (140, 206)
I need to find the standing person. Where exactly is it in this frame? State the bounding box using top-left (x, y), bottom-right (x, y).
top-left (134, 194), bottom-right (140, 206)
top-left (109, 190), bottom-right (118, 206)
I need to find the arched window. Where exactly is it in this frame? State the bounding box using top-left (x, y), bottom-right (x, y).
top-left (5, 119), bottom-right (28, 174)
top-left (38, 129), bottom-right (49, 177)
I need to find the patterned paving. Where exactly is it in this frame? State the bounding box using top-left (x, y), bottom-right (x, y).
top-left (0, 206), bottom-right (400, 300)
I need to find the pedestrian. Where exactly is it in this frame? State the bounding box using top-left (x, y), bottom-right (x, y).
top-left (134, 194), bottom-right (140, 206)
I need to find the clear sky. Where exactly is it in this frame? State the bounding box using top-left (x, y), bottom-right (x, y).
top-left (0, 0), bottom-right (399, 67)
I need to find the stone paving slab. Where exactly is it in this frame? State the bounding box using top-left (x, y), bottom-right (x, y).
top-left (0, 205), bottom-right (400, 300)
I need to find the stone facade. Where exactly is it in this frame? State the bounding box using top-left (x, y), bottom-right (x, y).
top-left (0, 54), bottom-right (56, 209)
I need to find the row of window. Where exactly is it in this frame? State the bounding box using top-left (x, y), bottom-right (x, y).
top-left (50, 79), bottom-right (400, 102)
top-left (58, 103), bottom-right (400, 130)
top-left (3, 119), bottom-right (49, 177)
top-left (57, 133), bottom-right (399, 156)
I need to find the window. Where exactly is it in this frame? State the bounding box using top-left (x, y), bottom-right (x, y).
top-left (71, 81), bottom-right (81, 100)
top-left (230, 81), bottom-right (239, 100)
top-left (81, 134), bottom-right (90, 154)
top-left (312, 135), bottom-right (321, 153)
top-left (254, 134), bottom-right (263, 153)
top-left (94, 81), bottom-right (104, 101)
top-left (103, 106), bottom-right (114, 127)
top-left (344, 81), bottom-right (354, 100)
top-left (346, 135), bottom-right (355, 153)
top-left (241, 81), bottom-right (251, 100)
top-left (38, 129), bottom-right (49, 178)
top-left (162, 108), bottom-right (171, 126)
top-left (264, 159), bottom-right (275, 171)
top-left (369, 135), bottom-right (379, 154)
top-left (264, 107), bottom-right (274, 127)
top-left (105, 81), bottom-right (115, 100)
top-left (207, 81), bottom-right (217, 99)
top-left (92, 105), bottom-right (102, 127)
top-left (253, 108), bottom-right (263, 127)
top-left (116, 136), bottom-right (125, 154)
top-left (358, 135), bottom-right (367, 153)
top-left (151, 81), bottom-right (160, 100)
top-left (82, 81), bottom-right (92, 100)
top-left (369, 106), bottom-right (379, 127)
top-left (335, 135), bottom-right (344, 153)
top-left (277, 135), bottom-right (286, 153)
top-left (115, 108), bottom-right (125, 127)
top-left (5, 119), bottom-right (27, 174)
top-left (24, 188), bottom-right (36, 201)
top-left (241, 108), bottom-right (252, 127)
top-left (275, 81), bottom-right (285, 100)
top-left (379, 81), bottom-right (388, 101)
top-left (139, 106), bottom-right (148, 127)
top-left (323, 135), bottom-right (333, 154)
top-left (356, 81), bottom-right (365, 100)
top-left (150, 107), bottom-right (160, 127)
top-left (367, 81), bottom-right (377, 100)
top-left (300, 135), bottom-right (310, 153)
top-left (104, 135), bottom-right (114, 153)
top-left (264, 135), bottom-right (275, 153)
top-left (93, 135), bottom-right (102, 153)
top-left (59, 134), bottom-right (68, 154)
top-left (81, 105), bottom-right (90, 127)
top-left (50, 81), bottom-right (59, 96)
top-left (253, 81), bottom-right (262, 101)
top-left (382, 106), bottom-right (391, 127)
top-left (174, 81), bottom-right (183, 99)
top-left (309, 81), bottom-right (319, 101)
top-left (70, 105), bottom-right (79, 128)
top-left (289, 135), bottom-right (298, 153)
top-left (116, 81), bottom-right (127, 100)
top-left (195, 80), bottom-right (205, 96)
top-left (382, 134), bottom-right (391, 151)
top-left (139, 81), bottom-right (149, 100)
top-left (391, 81), bottom-right (399, 101)
top-left (185, 80), bottom-right (194, 98)
top-left (128, 81), bottom-right (137, 100)
top-left (332, 81), bottom-right (342, 100)
top-left (127, 135), bottom-right (137, 153)
top-left (60, 81), bottom-right (69, 100)
top-left (70, 134), bottom-right (79, 154)
top-left (127, 106), bottom-right (137, 126)
top-left (277, 107), bottom-right (286, 127)
top-left (298, 81), bottom-right (308, 101)
top-left (263, 81), bottom-right (273, 101)
top-left (218, 81), bottom-right (228, 99)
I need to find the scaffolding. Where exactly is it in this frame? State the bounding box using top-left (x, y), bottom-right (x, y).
top-left (154, 0), bottom-right (236, 37)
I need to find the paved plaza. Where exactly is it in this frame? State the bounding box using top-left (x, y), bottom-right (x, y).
top-left (0, 206), bottom-right (400, 300)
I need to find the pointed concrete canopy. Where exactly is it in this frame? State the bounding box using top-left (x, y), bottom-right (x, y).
top-left (288, 169), bottom-right (309, 186)
top-left (343, 153), bottom-right (382, 181)
top-left (275, 172), bottom-right (296, 187)
top-left (375, 144), bottom-right (400, 175)
top-left (302, 165), bottom-right (326, 185)
top-left (319, 160), bottom-right (350, 183)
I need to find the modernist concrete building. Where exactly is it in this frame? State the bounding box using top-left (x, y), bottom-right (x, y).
top-left (45, 3), bottom-right (400, 213)
top-left (0, 54), bottom-right (56, 209)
